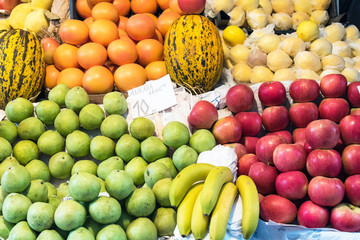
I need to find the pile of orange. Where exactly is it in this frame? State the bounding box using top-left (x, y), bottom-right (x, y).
top-left (45, 0), bottom-right (184, 94)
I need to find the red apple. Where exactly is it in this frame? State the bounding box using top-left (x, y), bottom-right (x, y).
top-left (304, 141), bottom-right (313, 154)
top-left (345, 174), bottom-right (360, 206)
top-left (258, 81), bottom-right (286, 106)
top-left (308, 176), bottom-right (345, 207)
top-left (41, 37), bottom-right (61, 65)
top-left (351, 108), bottom-right (360, 116)
top-left (266, 130), bottom-right (292, 144)
top-left (297, 200), bottom-right (330, 228)
top-left (226, 84), bottom-right (254, 113)
top-left (238, 153), bottom-right (259, 176)
top-left (248, 162), bottom-right (278, 195)
top-left (330, 203), bottom-right (360, 232)
top-left (240, 136), bottom-right (259, 154)
top-left (318, 98), bottom-right (349, 123)
top-left (258, 193), bottom-right (265, 203)
top-left (292, 128), bottom-right (306, 146)
top-left (339, 115), bottom-right (360, 145)
top-left (262, 106), bottom-right (289, 132)
top-left (223, 143), bottom-right (247, 160)
top-left (342, 144), bottom-right (360, 175)
top-left (177, 0), bottom-right (206, 14)
top-left (347, 81), bottom-right (360, 107)
top-left (273, 143), bottom-right (307, 172)
top-left (0, 0), bottom-right (20, 11)
top-left (212, 116), bottom-right (242, 144)
top-left (187, 100), bottom-right (218, 130)
top-left (256, 135), bottom-right (287, 165)
top-left (275, 171), bottom-right (308, 200)
top-left (289, 79), bottom-right (320, 102)
top-left (234, 112), bottom-right (262, 137)
top-left (320, 74), bottom-right (347, 98)
top-left (305, 119), bottom-right (340, 149)
top-left (289, 102), bottom-right (319, 128)
top-left (260, 194), bottom-right (297, 224)
top-left (306, 149), bottom-right (342, 177)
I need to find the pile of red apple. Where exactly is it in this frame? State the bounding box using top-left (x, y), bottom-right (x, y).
top-left (187, 74), bottom-right (360, 232)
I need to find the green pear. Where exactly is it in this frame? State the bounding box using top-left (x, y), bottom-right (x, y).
top-left (67, 227), bottom-right (95, 240)
top-left (83, 216), bottom-right (104, 237)
top-left (100, 114), bottom-right (128, 140)
top-left (0, 215), bottom-right (14, 239)
top-left (5, 97), bottom-right (34, 123)
top-left (140, 136), bottom-right (168, 162)
top-left (115, 134), bottom-right (140, 163)
top-left (96, 224), bottom-right (127, 240)
top-left (0, 186), bottom-right (6, 214)
top-left (152, 207), bottom-right (177, 237)
top-left (13, 140), bottom-right (39, 165)
top-left (124, 156), bottom-right (148, 186)
top-left (8, 221), bottom-right (36, 240)
top-left (48, 83), bottom-right (70, 108)
top-left (97, 156), bottom-right (124, 181)
top-left (0, 137), bottom-right (12, 161)
top-left (48, 195), bottom-right (61, 213)
top-left (90, 136), bottom-right (115, 161)
top-left (54, 109), bottom-right (80, 137)
top-left (172, 145), bottom-right (198, 171)
top-left (125, 187), bottom-right (156, 217)
top-left (65, 130), bottom-right (91, 158)
top-left (25, 159), bottom-right (51, 182)
top-left (71, 160), bottom-right (98, 175)
top-left (144, 161), bottom-right (172, 188)
top-left (1, 164), bottom-right (31, 193)
top-left (26, 202), bottom-right (54, 232)
top-left (0, 120), bottom-right (18, 143)
top-left (116, 209), bottom-right (134, 231)
top-left (156, 157), bottom-right (178, 178)
top-left (0, 156), bottom-right (19, 179)
top-left (98, 177), bottom-right (106, 192)
top-left (37, 229), bottom-right (64, 240)
top-left (89, 196), bottom-right (121, 224)
top-left (45, 182), bottom-right (57, 197)
top-left (103, 91), bottom-right (128, 115)
top-left (57, 182), bottom-right (69, 200)
top-left (126, 217), bottom-right (157, 240)
top-left (162, 121), bottom-right (190, 148)
top-left (18, 117), bottom-right (45, 141)
top-left (152, 178), bottom-right (172, 207)
top-left (105, 170), bottom-right (135, 200)
top-left (37, 130), bottom-right (64, 155)
top-left (189, 129), bottom-right (217, 153)
top-left (24, 9), bottom-right (49, 35)
top-left (54, 199), bottom-right (87, 231)
top-left (48, 152), bottom-right (74, 179)
top-left (35, 100), bottom-right (60, 125)
top-left (129, 117), bottom-right (155, 141)
top-left (69, 172), bottom-right (101, 202)
top-left (79, 104), bottom-right (105, 130)
top-left (23, 179), bottom-right (48, 203)
top-left (65, 86), bottom-right (89, 113)
top-left (2, 193), bottom-right (32, 223)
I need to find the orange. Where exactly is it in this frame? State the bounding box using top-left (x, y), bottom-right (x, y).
top-left (157, 0), bottom-right (170, 10)
top-left (114, 63), bottom-right (147, 91)
top-left (89, 19), bottom-right (119, 47)
top-left (130, 0), bottom-right (158, 14)
top-left (120, 35), bottom-right (138, 45)
top-left (156, 10), bottom-right (180, 36)
top-left (118, 28), bottom-right (128, 37)
top-left (145, 61), bottom-right (167, 80)
top-left (82, 66), bottom-right (114, 94)
top-left (83, 17), bottom-right (94, 25)
top-left (45, 65), bottom-right (60, 89)
top-left (88, 0), bottom-right (111, 5)
top-left (57, 68), bottom-right (84, 89)
top-left (53, 44), bottom-right (79, 70)
top-left (152, 29), bottom-right (163, 44)
top-left (136, 39), bottom-right (164, 67)
top-left (146, 13), bottom-right (158, 25)
top-left (107, 39), bottom-right (138, 66)
top-left (169, 0), bottom-right (184, 15)
top-left (118, 15), bottom-right (128, 30)
top-left (113, 0), bottom-right (131, 16)
top-left (126, 13), bottom-right (156, 41)
top-left (91, 2), bottom-right (119, 23)
top-left (59, 19), bottom-right (89, 45)
top-left (76, 0), bottom-right (94, 19)
top-left (77, 42), bottom-right (108, 69)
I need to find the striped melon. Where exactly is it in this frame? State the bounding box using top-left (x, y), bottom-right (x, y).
top-left (164, 15), bottom-right (224, 94)
top-left (0, 29), bottom-right (45, 109)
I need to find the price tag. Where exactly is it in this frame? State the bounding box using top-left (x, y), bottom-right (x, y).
top-left (127, 75), bottom-right (177, 118)
top-left (358, 85), bottom-right (360, 94)
top-left (0, 110), bottom-right (5, 120)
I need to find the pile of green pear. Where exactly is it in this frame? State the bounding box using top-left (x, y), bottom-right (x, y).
top-left (0, 83), bottom-right (217, 240)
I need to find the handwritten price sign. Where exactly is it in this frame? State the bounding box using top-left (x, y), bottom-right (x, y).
top-left (127, 75), bottom-right (177, 118)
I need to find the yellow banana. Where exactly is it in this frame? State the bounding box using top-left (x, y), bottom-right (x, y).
top-left (209, 182), bottom-right (238, 240)
top-left (191, 189), bottom-right (209, 240)
top-left (169, 163), bottom-right (215, 207)
top-left (200, 166), bottom-right (233, 216)
top-left (236, 175), bottom-right (260, 240)
top-left (177, 182), bottom-right (204, 237)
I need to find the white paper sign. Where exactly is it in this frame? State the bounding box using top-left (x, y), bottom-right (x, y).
top-left (0, 110), bottom-right (5, 120)
top-left (358, 85), bottom-right (360, 94)
top-left (127, 75), bottom-right (177, 118)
